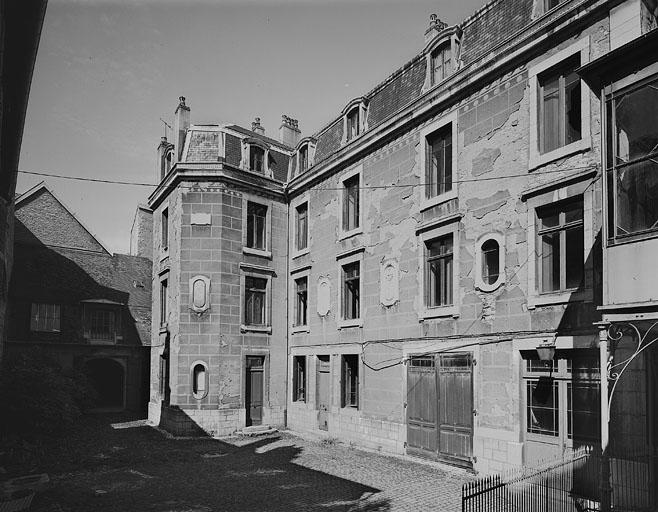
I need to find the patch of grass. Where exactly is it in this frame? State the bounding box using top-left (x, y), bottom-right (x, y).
top-left (319, 437), bottom-right (338, 447)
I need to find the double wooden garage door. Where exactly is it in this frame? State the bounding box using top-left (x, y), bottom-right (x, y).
top-left (406, 353), bottom-right (474, 467)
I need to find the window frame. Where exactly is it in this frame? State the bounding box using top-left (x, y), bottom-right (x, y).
top-left (525, 178), bottom-right (594, 309)
top-left (341, 98), bottom-right (368, 145)
top-left (603, 69), bottom-right (658, 245)
top-left (528, 37), bottom-right (591, 170)
top-left (419, 112), bottom-right (458, 211)
top-left (159, 276), bottom-right (168, 329)
top-left (242, 197), bottom-right (272, 259)
top-left (241, 138), bottom-right (271, 177)
top-left (191, 360), bottom-right (209, 400)
top-left (292, 355), bottom-right (307, 403)
top-left (338, 165), bottom-right (363, 240)
top-left (292, 272), bottom-right (309, 331)
top-left (418, 221), bottom-right (460, 319)
top-left (337, 250), bottom-right (364, 328)
top-left (84, 305), bottom-right (120, 345)
top-left (475, 233), bottom-right (506, 292)
top-left (161, 207), bottom-right (169, 251)
top-left (341, 354), bottom-right (360, 409)
top-left (30, 303), bottom-right (61, 333)
top-left (240, 268), bottom-right (272, 333)
top-left (430, 43), bottom-right (452, 86)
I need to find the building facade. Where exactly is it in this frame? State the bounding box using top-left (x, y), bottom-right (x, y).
top-left (149, 0), bottom-right (658, 478)
top-left (7, 183), bottom-right (152, 412)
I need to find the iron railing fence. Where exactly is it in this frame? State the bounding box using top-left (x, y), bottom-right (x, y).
top-left (462, 447), bottom-right (658, 512)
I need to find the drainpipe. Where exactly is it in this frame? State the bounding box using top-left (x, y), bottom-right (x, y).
top-left (595, 321), bottom-right (612, 512)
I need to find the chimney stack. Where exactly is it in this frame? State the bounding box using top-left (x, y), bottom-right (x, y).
top-left (173, 96), bottom-right (190, 162)
top-left (157, 136), bottom-right (171, 180)
top-left (251, 117), bottom-right (265, 135)
top-left (424, 13), bottom-right (448, 44)
top-left (279, 115), bottom-right (301, 148)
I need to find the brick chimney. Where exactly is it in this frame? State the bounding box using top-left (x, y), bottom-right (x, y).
top-left (173, 96), bottom-right (190, 162)
top-left (251, 117), bottom-right (265, 135)
top-left (424, 13), bottom-right (448, 44)
top-left (279, 115), bottom-right (301, 148)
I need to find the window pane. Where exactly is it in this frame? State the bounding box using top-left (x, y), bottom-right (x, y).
top-left (564, 201), bottom-right (583, 224)
top-left (541, 232), bottom-right (560, 292)
top-left (568, 382), bottom-right (600, 441)
top-left (482, 239), bottom-right (499, 285)
top-left (296, 203), bottom-right (308, 251)
top-left (565, 224), bottom-right (584, 289)
top-left (541, 77), bottom-right (560, 153)
top-left (614, 78), bottom-right (658, 163)
top-left (565, 74), bottom-right (581, 145)
top-left (343, 175), bottom-right (359, 231)
top-left (615, 158), bottom-right (658, 236)
top-left (247, 202), bottom-right (267, 250)
top-left (427, 126), bottom-right (452, 198)
top-left (527, 379), bottom-right (559, 436)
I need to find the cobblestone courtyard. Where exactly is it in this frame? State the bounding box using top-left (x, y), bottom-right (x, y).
top-left (26, 415), bottom-right (471, 512)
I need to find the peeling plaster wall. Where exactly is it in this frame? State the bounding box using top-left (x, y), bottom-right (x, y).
top-left (287, 16), bottom-right (610, 471)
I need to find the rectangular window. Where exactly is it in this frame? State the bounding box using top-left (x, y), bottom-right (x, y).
top-left (30, 303), bottom-right (61, 332)
top-left (426, 125), bottom-right (452, 199)
top-left (89, 309), bottom-right (115, 342)
top-left (431, 45), bottom-right (451, 86)
top-left (245, 276), bottom-right (267, 326)
top-left (250, 145), bottom-right (265, 173)
top-left (346, 108), bottom-right (360, 141)
top-left (606, 75), bottom-right (658, 241)
top-left (296, 202), bottom-right (308, 251)
top-left (536, 199), bottom-right (584, 293)
top-left (342, 261), bottom-right (360, 320)
top-left (526, 379), bottom-right (559, 436)
top-left (292, 356), bottom-right (306, 402)
top-left (161, 208), bottom-right (169, 249)
top-left (539, 56), bottom-right (581, 154)
top-left (160, 279), bottom-right (168, 327)
top-left (425, 234), bottom-right (453, 307)
top-left (342, 174), bottom-right (360, 232)
top-left (299, 145), bottom-right (308, 173)
top-left (294, 276), bottom-right (308, 327)
top-left (341, 354), bottom-right (359, 408)
top-left (246, 201), bottom-right (267, 251)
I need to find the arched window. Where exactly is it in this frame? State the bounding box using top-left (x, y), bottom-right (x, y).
top-left (481, 239), bottom-right (500, 285)
top-left (192, 362), bottom-right (208, 399)
top-left (475, 234), bottom-right (505, 292)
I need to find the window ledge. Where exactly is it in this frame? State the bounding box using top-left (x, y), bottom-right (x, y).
top-left (420, 190), bottom-right (457, 212)
top-left (240, 324), bottom-right (272, 334)
top-left (420, 305), bottom-right (459, 320)
top-left (292, 248), bottom-right (310, 259)
top-left (88, 339), bottom-right (117, 346)
top-left (529, 139), bottom-right (590, 171)
top-left (527, 289), bottom-right (592, 309)
top-left (243, 247), bottom-right (272, 259)
top-left (338, 227), bottom-right (363, 241)
top-left (337, 318), bottom-right (363, 329)
top-left (291, 325), bottom-right (310, 334)
top-left (159, 250), bottom-right (169, 262)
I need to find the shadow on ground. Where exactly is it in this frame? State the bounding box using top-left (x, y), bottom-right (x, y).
top-left (28, 414), bottom-right (389, 512)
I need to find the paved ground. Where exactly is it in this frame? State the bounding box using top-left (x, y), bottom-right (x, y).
top-left (24, 415), bottom-right (471, 511)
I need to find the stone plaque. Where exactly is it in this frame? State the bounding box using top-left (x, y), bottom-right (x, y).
top-left (380, 259), bottom-right (399, 307)
top-left (317, 276), bottom-right (331, 317)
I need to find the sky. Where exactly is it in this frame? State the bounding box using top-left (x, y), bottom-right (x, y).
top-left (19, 0), bottom-right (486, 255)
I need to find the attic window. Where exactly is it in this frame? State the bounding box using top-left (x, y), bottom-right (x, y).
top-left (299, 144), bottom-right (308, 173)
top-left (341, 99), bottom-right (368, 145)
top-left (422, 23), bottom-right (461, 92)
top-left (431, 44), bottom-right (452, 86)
top-left (250, 145), bottom-right (265, 173)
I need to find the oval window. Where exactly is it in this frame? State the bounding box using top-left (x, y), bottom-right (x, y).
top-left (481, 239), bottom-right (500, 285)
top-left (192, 279), bottom-right (207, 309)
top-left (192, 363), bottom-right (207, 398)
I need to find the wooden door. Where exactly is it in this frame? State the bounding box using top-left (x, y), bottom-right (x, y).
top-left (438, 353), bottom-right (473, 465)
top-left (407, 356), bottom-right (438, 457)
top-left (246, 356), bottom-right (264, 426)
top-left (317, 355), bottom-right (331, 431)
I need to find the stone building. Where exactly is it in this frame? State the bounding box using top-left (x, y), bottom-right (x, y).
top-left (6, 183), bottom-right (152, 412)
top-left (149, 0), bottom-right (658, 479)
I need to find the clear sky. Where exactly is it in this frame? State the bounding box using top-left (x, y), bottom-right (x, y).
top-left (19, 0), bottom-right (487, 255)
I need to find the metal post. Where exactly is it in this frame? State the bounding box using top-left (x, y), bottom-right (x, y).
top-left (596, 322), bottom-right (612, 512)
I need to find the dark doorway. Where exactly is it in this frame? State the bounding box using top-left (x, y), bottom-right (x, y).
top-left (317, 355), bottom-right (331, 431)
top-left (246, 356), bottom-right (264, 426)
top-left (85, 358), bottom-right (125, 409)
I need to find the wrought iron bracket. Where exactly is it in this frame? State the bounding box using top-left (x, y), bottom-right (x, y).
top-left (604, 320), bottom-right (658, 416)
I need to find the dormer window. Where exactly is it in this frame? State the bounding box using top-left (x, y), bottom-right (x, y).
top-left (250, 145), bottom-right (265, 173)
top-left (341, 98), bottom-right (368, 145)
top-left (422, 20), bottom-right (461, 92)
top-left (299, 144), bottom-right (308, 173)
top-left (346, 108), bottom-right (360, 141)
top-left (430, 45), bottom-right (451, 86)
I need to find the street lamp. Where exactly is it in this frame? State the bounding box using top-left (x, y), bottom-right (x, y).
top-left (536, 339), bottom-right (556, 361)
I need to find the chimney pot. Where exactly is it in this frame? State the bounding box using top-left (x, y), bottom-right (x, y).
top-left (279, 114), bottom-right (301, 147)
top-left (251, 117), bottom-right (265, 135)
top-left (425, 13), bottom-right (448, 44)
